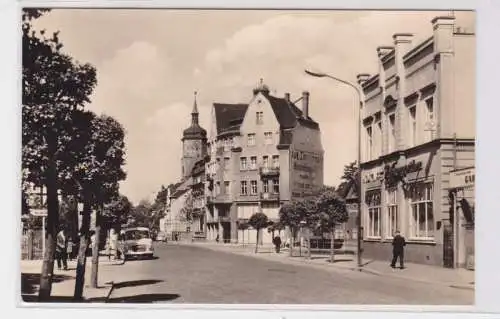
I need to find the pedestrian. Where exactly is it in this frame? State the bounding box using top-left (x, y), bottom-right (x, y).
top-left (55, 227), bottom-right (68, 271)
top-left (67, 237), bottom-right (73, 261)
top-left (391, 230), bottom-right (406, 269)
top-left (215, 234), bottom-right (219, 243)
top-left (273, 235), bottom-right (282, 253)
top-left (110, 228), bottom-right (118, 260)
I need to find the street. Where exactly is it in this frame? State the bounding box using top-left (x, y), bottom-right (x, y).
top-left (104, 242), bottom-right (473, 304)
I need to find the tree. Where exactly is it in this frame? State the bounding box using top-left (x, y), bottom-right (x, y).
top-left (22, 8), bottom-right (97, 300)
top-left (179, 192), bottom-right (195, 227)
top-left (238, 222), bottom-right (249, 246)
top-left (248, 212), bottom-right (269, 253)
top-left (278, 201), bottom-right (304, 257)
top-left (316, 187), bottom-right (349, 263)
top-left (102, 195), bottom-right (132, 232)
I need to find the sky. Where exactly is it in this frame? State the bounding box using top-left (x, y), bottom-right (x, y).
top-left (33, 9), bottom-right (475, 204)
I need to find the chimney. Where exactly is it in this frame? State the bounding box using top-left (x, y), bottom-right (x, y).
top-left (284, 92), bottom-right (290, 103)
top-left (302, 91), bottom-right (309, 119)
top-left (356, 73), bottom-right (371, 86)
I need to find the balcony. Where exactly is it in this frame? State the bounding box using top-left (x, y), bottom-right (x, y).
top-left (260, 192), bottom-right (280, 202)
top-left (207, 194), bottom-right (231, 205)
top-left (259, 166), bottom-right (280, 177)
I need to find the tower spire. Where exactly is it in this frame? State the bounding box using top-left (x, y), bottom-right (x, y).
top-left (191, 90), bottom-right (199, 126)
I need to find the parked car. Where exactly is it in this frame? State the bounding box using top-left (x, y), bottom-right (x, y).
top-left (156, 231), bottom-right (167, 242)
top-left (120, 227), bottom-right (154, 260)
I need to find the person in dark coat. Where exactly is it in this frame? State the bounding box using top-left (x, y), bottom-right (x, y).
top-left (391, 230), bottom-right (406, 269)
top-left (273, 235), bottom-right (282, 253)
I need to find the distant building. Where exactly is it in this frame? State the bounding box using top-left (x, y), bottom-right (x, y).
top-left (165, 92), bottom-right (208, 240)
top-left (357, 15), bottom-right (475, 268)
top-left (204, 81), bottom-right (324, 245)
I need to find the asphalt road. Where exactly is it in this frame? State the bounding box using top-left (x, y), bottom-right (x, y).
top-left (105, 242), bottom-right (473, 304)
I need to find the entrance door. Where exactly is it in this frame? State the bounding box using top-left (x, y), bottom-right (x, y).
top-left (443, 223), bottom-right (454, 268)
top-left (222, 222), bottom-right (231, 243)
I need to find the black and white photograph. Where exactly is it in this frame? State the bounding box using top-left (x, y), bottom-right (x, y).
top-left (18, 6), bottom-right (478, 307)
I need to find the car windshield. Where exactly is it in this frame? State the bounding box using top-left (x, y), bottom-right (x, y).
top-left (124, 230), bottom-right (150, 241)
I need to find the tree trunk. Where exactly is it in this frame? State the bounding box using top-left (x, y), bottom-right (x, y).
top-left (38, 138), bottom-right (59, 301)
top-left (90, 205), bottom-right (102, 288)
top-left (307, 229), bottom-right (312, 259)
top-left (330, 227), bottom-right (335, 263)
top-left (73, 193), bottom-right (91, 301)
top-left (255, 228), bottom-right (259, 254)
top-left (289, 229), bottom-right (294, 257)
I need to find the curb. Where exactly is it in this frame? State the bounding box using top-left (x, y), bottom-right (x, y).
top-left (189, 243), bottom-right (474, 291)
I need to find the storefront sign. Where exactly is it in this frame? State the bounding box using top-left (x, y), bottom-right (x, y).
top-left (449, 167), bottom-right (475, 189)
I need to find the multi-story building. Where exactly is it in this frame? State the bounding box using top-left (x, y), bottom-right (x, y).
top-left (358, 15), bottom-right (475, 268)
top-left (190, 158), bottom-right (208, 239)
top-left (205, 81), bottom-right (324, 245)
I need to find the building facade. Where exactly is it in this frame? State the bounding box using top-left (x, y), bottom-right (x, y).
top-left (205, 81), bottom-right (324, 245)
top-left (358, 15), bottom-right (475, 268)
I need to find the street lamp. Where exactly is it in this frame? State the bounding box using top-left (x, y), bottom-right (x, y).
top-left (305, 69), bottom-right (364, 268)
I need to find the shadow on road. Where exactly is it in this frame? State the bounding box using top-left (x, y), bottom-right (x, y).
top-left (112, 279), bottom-right (164, 289)
top-left (21, 295), bottom-right (107, 303)
top-left (107, 293), bottom-right (180, 303)
top-left (21, 273), bottom-right (74, 295)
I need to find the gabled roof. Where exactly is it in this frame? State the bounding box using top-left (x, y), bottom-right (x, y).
top-left (213, 103), bottom-right (248, 135)
top-left (213, 94), bottom-right (320, 137)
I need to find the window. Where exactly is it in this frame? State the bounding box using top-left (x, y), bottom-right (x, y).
top-left (224, 157), bottom-right (230, 170)
top-left (224, 181), bottom-right (230, 194)
top-left (386, 188), bottom-right (399, 238)
top-left (240, 157), bottom-right (247, 170)
top-left (388, 113), bottom-right (396, 153)
top-left (408, 183), bottom-right (434, 239)
top-left (424, 98), bottom-right (435, 142)
top-left (240, 181), bottom-right (248, 195)
top-left (408, 106), bottom-right (417, 147)
top-left (272, 155), bottom-right (279, 168)
top-left (272, 179), bottom-right (279, 193)
top-left (264, 132), bottom-right (273, 145)
top-left (365, 190), bottom-right (381, 238)
top-left (250, 156), bottom-right (257, 169)
top-left (250, 180), bottom-right (258, 195)
top-left (262, 156), bottom-right (269, 168)
top-left (216, 182), bottom-right (221, 195)
top-left (256, 112), bottom-right (264, 125)
top-left (366, 126), bottom-right (373, 161)
top-left (247, 133), bottom-right (256, 146)
top-left (375, 120), bottom-right (382, 158)
top-left (263, 180), bottom-right (269, 193)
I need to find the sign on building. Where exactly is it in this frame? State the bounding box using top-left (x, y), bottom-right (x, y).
top-left (449, 167), bottom-right (475, 189)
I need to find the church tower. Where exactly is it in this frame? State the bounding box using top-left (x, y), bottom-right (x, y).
top-left (181, 91), bottom-right (207, 179)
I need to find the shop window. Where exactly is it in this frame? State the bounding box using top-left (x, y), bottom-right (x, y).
top-left (365, 189), bottom-right (381, 238)
top-left (386, 188), bottom-right (399, 238)
top-left (408, 182), bottom-right (435, 239)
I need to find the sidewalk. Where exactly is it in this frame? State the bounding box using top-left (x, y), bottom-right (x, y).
top-left (20, 255), bottom-right (121, 303)
top-left (185, 242), bottom-right (475, 291)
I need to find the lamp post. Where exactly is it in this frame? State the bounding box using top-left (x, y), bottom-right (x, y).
top-left (304, 69), bottom-right (364, 268)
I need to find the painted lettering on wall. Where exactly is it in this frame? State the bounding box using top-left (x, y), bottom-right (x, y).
top-left (290, 149), bottom-right (323, 198)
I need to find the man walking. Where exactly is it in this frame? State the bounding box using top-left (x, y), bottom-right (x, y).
top-left (273, 235), bottom-right (282, 253)
top-left (56, 227), bottom-right (68, 271)
top-left (391, 230), bottom-right (406, 269)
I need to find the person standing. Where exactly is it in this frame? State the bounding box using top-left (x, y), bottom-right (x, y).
top-left (391, 230), bottom-right (406, 269)
top-left (273, 235), bottom-right (282, 253)
top-left (67, 237), bottom-right (73, 261)
top-left (110, 228), bottom-right (118, 260)
top-left (56, 227), bottom-right (68, 271)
